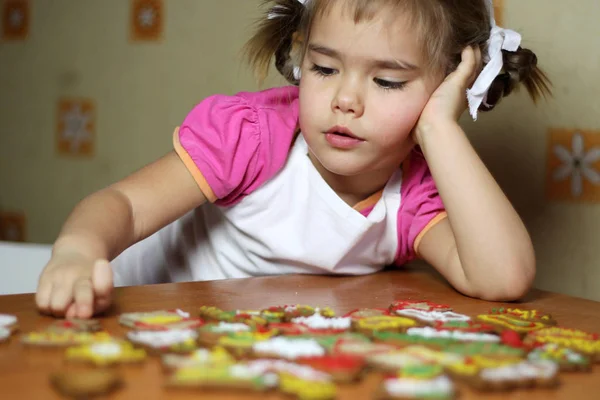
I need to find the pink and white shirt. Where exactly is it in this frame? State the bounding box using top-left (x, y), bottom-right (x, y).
top-left (112, 86), bottom-right (447, 285)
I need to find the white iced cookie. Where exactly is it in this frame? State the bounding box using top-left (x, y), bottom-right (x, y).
top-left (0, 327), bottom-right (10, 342)
top-left (209, 322), bottom-right (251, 333)
top-left (407, 327), bottom-right (499, 342)
top-left (127, 329), bottom-right (197, 347)
top-left (396, 309), bottom-right (471, 322)
top-left (291, 313), bottom-right (351, 330)
top-left (0, 314), bottom-right (17, 327)
top-left (480, 360), bottom-right (558, 382)
top-left (384, 375), bottom-right (454, 398)
top-left (253, 337), bottom-right (325, 360)
top-left (245, 359), bottom-right (331, 381)
top-left (89, 342), bottom-right (123, 357)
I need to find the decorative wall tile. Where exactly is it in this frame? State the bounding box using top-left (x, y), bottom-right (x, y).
top-left (546, 129), bottom-right (600, 202)
top-left (2, 0), bottom-right (29, 40)
top-left (0, 211), bottom-right (26, 242)
top-left (130, 0), bottom-right (163, 42)
top-left (56, 98), bottom-right (96, 157)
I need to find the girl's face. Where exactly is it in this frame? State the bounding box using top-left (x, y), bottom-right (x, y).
top-left (299, 2), bottom-right (441, 178)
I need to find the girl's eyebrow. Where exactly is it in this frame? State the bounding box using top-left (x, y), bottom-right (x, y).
top-left (308, 43), bottom-right (419, 71)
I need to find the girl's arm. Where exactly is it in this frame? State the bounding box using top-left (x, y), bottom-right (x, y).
top-left (414, 47), bottom-right (536, 301)
top-left (37, 151), bottom-right (207, 318)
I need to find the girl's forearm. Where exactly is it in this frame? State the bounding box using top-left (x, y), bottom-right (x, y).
top-left (417, 121), bottom-right (536, 292)
top-left (53, 188), bottom-right (136, 262)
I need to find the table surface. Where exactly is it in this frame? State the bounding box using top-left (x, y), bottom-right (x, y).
top-left (1, 264), bottom-right (599, 399)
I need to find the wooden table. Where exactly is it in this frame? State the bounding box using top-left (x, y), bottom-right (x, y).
top-left (1, 264), bottom-right (599, 399)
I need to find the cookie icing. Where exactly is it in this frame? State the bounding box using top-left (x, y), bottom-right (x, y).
top-left (384, 375), bottom-right (454, 398)
top-left (407, 327), bottom-right (500, 342)
top-left (397, 309), bottom-right (470, 322)
top-left (0, 314), bottom-right (17, 327)
top-left (127, 329), bottom-right (198, 347)
top-left (253, 337), bottom-right (325, 359)
top-left (292, 313), bottom-right (351, 330)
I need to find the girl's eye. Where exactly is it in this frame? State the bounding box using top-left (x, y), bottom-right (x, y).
top-left (374, 78), bottom-right (407, 91)
top-left (310, 64), bottom-right (337, 77)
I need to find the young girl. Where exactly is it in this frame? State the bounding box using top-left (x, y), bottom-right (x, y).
top-left (36, 0), bottom-right (550, 319)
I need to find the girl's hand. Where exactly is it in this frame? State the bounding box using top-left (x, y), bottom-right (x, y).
top-left (414, 46), bottom-right (482, 145)
top-left (36, 253), bottom-right (114, 319)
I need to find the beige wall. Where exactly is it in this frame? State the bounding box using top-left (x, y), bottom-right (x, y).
top-left (1, 1), bottom-right (599, 300)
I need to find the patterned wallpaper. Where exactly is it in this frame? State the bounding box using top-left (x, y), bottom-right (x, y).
top-left (0, 0), bottom-right (599, 300)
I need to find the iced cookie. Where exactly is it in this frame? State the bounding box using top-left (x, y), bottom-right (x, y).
top-left (389, 300), bottom-right (452, 314)
top-left (432, 320), bottom-right (497, 333)
top-left (127, 329), bottom-right (198, 354)
top-left (291, 313), bottom-right (351, 334)
top-left (377, 367), bottom-right (455, 400)
top-left (527, 343), bottom-right (591, 372)
top-left (119, 309), bottom-right (204, 331)
top-left (166, 363), bottom-right (278, 392)
top-left (296, 354), bottom-right (365, 383)
top-left (264, 305), bottom-right (336, 322)
top-left (343, 308), bottom-right (390, 320)
top-left (162, 347), bottom-right (235, 371)
top-left (66, 341), bottom-right (147, 366)
top-left (476, 313), bottom-right (549, 336)
top-left (197, 322), bottom-right (254, 347)
top-left (368, 346), bottom-right (463, 373)
top-left (328, 336), bottom-right (397, 358)
top-left (47, 319), bottom-right (102, 333)
top-left (22, 331), bottom-right (113, 347)
top-left (252, 337), bottom-right (326, 360)
top-left (463, 359), bottom-right (559, 391)
top-left (524, 327), bottom-right (600, 362)
top-left (489, 307), bottom-right (556, 326)
top-left (0, 314), bottom-right (18, 342)
top-left (198, 306), bottom-right (268, 327)
top-left (279, 372), bottom-right (336, 400)
top-left (406, 327), bottom-right (500, 343)
top-left (353, 316), bottom-right (418, 337)
top-left (395, 309), bottom-right (470, 325)
top-left (218, 330), bottom-right (279, 359)
top-left (51, 369), bottom-right (123, 398)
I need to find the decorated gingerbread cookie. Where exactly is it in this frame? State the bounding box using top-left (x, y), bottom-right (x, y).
top-left (119, 309), bottom-right (204, 331)
top-left (126, 329), bottom-right (198, 354)
top-left (51, 369), bottom-right (123, 398)
top-left (377, 367), bottom-right (455, 400)
top-left (252, 337), bottom-right (326, 360)
top-left (328, 336), bottom-right (398, 358)
top-left (66, 341), bottom-right (147, 366)
top-left (527, 343), bottom-right (591, 372)
top-left (291, 313), bottom-right (351, 333)
top-left (372, 331), bottom-right (459, 349)
top-left (0, 314), bottom-right (18, 343)
top-left (166, 364), bottom-right (279, 392)
top-left (444, 341), bottom-right (526, 359)
top-left (463, 359), bottom-right (559, 391)
top-left (368, 346), bottom-right (463, 373)
top-left (21, 331), bottom-right (113, 347)
top-left (353, 315), bottom-right (418, 337)
top-left (265, 305), bottom-right (336, 322)
top-left (279, 372), bottom-right (336, 400)
top-left (218, 330), bottom-right (279, 358)
top-left (406, 327), bottom-right (500, 343)
top-left (389, 300), bottom-right (452, 314)
top-left (489, 307), bottom-right (556, 325)
top-left (432, 320), bottom-right (497, 333)
top-left (47, 319), bottom-right (102, 333)
top-left (197, 321), bottom-right (253, 347)
top-left (476, 313), bottom-right (549, 336)
top-left (162, 346), bottom-right (235, 371)
top-left (296, 354), bottom-right (365, 382)
top-left (524, 327), bottom-right (600, 362)
top-left (343, 308), bottom-right (390, 320)
top-left (395, 309), bottom-right (470, 325)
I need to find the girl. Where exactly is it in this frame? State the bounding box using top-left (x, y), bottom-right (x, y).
top-left (36, 0), bottom-right (550, 319)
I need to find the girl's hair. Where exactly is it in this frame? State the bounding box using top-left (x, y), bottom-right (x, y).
top-left (244, 0), bottom-right (551, 113)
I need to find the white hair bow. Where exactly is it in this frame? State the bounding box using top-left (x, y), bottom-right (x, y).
top-left (466, 0), bottom-right (522, 120)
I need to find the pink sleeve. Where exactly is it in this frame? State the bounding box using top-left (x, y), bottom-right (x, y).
top-left (173, 86), bottom-right (300, 206)
top-left (395, 148), bottom-right (447, 265)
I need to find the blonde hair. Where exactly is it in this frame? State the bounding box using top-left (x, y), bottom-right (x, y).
top-left (244, 0), bottom-right (550, 113)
